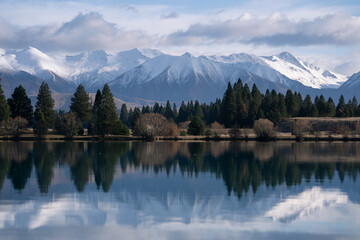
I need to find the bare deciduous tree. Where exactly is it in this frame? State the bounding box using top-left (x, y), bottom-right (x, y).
top-left (134, 113), bottom-right (179, 139)
top-left (253, 119), bottom-right (274, 140)
top-left (5, 117), bottom-right (28, 140)
top-left (210, 121), bottom-right (225, 137)
top-left (291, 119), bottom-right (313, 141)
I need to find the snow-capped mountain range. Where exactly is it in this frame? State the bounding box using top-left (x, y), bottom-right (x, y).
top-left (0, 46), bottom-right (357, 108)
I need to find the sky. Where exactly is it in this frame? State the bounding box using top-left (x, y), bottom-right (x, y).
top-left (0, 0), bottom-right (360, 75)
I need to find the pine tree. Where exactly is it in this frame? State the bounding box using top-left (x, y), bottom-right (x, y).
top-left (70, 84), bottom-right (91, 123)
top-left (120, 104), bottom-right (129, 126)
top-left (209, 100), bottom-right (220, 124)
top-left (177, 101), bottom-right (187, 123)
top-left (34, 108), bottom-right (47, 137)
top-left (278, 93), bottom-right (287, 119)
top-left (0, 78), bottom-right (10, 122)
top-left (194, 100), bottom-right (203, 119)
top-left (349, 96), bottom-right (358, 117)
top-left (90, 90), bottom-right (102, 135)
top-left (301, 95), bottom-right (317, 117)
top-left (248, 83), bottom-right (262, 126)
top-left (233, 78), bottom-right (243, 93)
top-left (221, 83), bottom-right (236, 128)
top-left (336, 95), bottom-right (348, 117)
top-left (325, 97), bottom-right (336, 117)
top-left (188, 116), bottom-right (205, 136)
top-left (164, 100), bottom-right (173, 120)
top-left (242, 83), bottom-right (252, 107)
top-left (153, 102), bottom-right (160, 113)
top-left (7, 85), bottom-right (32, 123)
top-left (315, 95), bottom-right (327, 117)
top-left (98, 84), bottom-right (120, 135)
top-left (187, 101), bottom-right (194, 119)
top-left (172, 103), bottom-right (178, 120)
top-left (132, 107), bottom-right (141, 127)
top-left (285, 90), bottom-right (299, 117)
top-left (35, 82), bottom-right (55, 128)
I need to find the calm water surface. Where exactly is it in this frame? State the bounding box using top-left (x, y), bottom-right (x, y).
top-left (0, 141), bottom-right (360, 239)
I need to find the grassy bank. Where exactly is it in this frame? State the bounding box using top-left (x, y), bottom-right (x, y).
top-left (1, 131), bottom-right (360, 141)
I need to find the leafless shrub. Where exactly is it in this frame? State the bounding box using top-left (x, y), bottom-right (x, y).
top-left (5, 117), bottom-right (28, 140)
top-left (210, 121), bottom-right (225, 137)
top-left (291, 119), bottom-right (313, 141)
top-left (229, 125), bottom-right (241, 138)
top-left (55, 112), bottom-right (81, 140)
top-left (355, 121), bottom-right (360, 135)
top-left (253, 119), bottom-right (274, 140)
top-left (331, 123), bottom-right (350, 135)
top-left (134, 113), bottom-right (179, 139)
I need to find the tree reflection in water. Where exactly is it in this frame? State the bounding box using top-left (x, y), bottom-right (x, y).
top-left (0, 141), bottom-right (360, 197)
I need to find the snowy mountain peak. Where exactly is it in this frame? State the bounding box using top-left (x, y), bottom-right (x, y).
top-left (138, 48), bottom-right (163, 58)
top-left (4, 46), bottom-right (68, 77)
top-left (182, 52), bottom-right (194, 58)
top-left (277, 51), bottom-right (300, 64)
top-left (340, 71), bottom-right (360, 89)
top-left (0, 46), bottom-right (354, 100)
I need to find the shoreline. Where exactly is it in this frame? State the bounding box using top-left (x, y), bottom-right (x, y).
top-left (1, 132), bottom-right (360, 142)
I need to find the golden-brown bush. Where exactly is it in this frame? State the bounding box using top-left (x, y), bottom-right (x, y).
top-left (134, 113), bottom-right (179, 139)
top-left (253, 119), bottom-right (274, 140)
top-left (210, 121), bottom-right (226, 137)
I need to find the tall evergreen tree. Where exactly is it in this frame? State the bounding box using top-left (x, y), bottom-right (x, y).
top-left (221, 83), bottom-right (236, 128)
top-left (187, 101), bottom-right (194, 119)
top-left (336, 95), bottom-right (349, 117)
top-left (34, 108), bottom-right (47, 137)
top-left (90, 90), bottom-right (102, 135)
top-left (0, 78), bottom-right (10, 122)
top-left (35, 82), bottom-right (55, 128)
top-left (348, 96), bottom-right (358, 116)
top-left (120, 104), bottom-right (129, 126)
top-left (315, 95), bottom-right (327, 117)
top-left (248, 83), bottom-right (262, 126)
top-left (69, 84), bottom-right (91, 123)
top-left (7, 85), bottom-right (32, 123)
top-left (278, 93), bottom-right (287, 119)
top-left (153, 102), bottom-right (160, 113)
top-left (132, 107), bottom-right (141, 127)
top-left (242, 83), bottom-right (252, 107)
top-left (325, 97), bottom-right (336, 117)
top-left (300, 95), bottom-right (317, 117)
top-left (188, 116), bottom-right (205, 136)
top-left (172, 103), bottom-right (178, 120)
top-left (209, 100), bottom-right (220, 124)
top-left (285, 90), bottom-right (299, 117)
top-left (98, 84), bottom-right (120, 135)
top-left (194, 100), bottom-right (203, 119)
top-left (177, 101), bottom-right (187, 123)
top-left (164, 100), bottom-right (173, 120)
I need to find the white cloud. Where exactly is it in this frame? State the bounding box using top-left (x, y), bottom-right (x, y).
top-left (161, 13), bottom-right (360, 47)
top-left (0, 12), bottom-right (155, 52)
top-left (0, 1), bottom-right (359, 74)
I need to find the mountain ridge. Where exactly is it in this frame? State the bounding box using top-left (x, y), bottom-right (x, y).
top-left (0, 46), bottom-right (358, 108)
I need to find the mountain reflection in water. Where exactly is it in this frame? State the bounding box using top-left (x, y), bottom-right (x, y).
top-left (0, 141), bottom-right (360, 239)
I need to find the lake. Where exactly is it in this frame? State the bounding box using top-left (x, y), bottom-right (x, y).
top-left (0, 141), bottom-right (360, 240)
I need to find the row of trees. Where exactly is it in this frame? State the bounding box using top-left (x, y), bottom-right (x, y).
top-left (1, 77), bottom-right (360, 139)
top-left (119, 79), bottom-right (360, 129)
top-left (0, 78), bottom-right (129, 139)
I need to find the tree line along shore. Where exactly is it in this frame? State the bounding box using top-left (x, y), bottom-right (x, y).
top-left (0, 77), bottom-right (360, 141)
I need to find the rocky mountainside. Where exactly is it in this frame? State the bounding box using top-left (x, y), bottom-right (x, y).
top-left (0, 46), bottom-right (356, 108)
